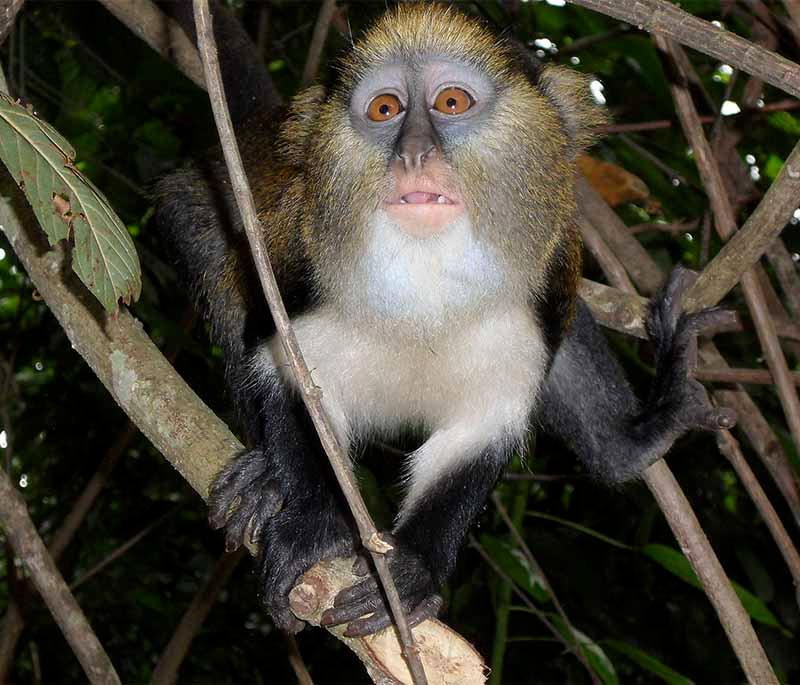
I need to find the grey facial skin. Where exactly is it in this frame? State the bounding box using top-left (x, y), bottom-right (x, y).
top-left (349, 59), bottom-right (498, 152)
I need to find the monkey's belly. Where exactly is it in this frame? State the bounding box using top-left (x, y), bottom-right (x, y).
top-left (255, 304), bottom-right (548, 449)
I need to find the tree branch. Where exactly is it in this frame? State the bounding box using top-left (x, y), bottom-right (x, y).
top-left (0, 469), bottom-right (121, 684)
top-left (198, 0), bottom-right (430, 681)
top-left (571, 0), bottom-right (800, 99)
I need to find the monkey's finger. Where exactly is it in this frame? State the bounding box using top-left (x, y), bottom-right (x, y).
top-left (682, 308), bottom-right (736, 338)
top-left (344, 594), bottom-right (443, 637)
top-left (320, 591), bottom-right (384, 627)
top-left (332, 576), bottom-right (380, 606)
top-left (352, 555), bottom-right (372, 577)
top-left (701, 406), bottom-right (736, 431)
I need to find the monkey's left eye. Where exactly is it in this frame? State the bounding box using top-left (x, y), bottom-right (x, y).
top-left (367, 94), bottom-right (404, 122)
top-left (433, 87), bottom-right (474, 115)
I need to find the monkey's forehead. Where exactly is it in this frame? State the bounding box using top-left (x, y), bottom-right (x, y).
top-left (340, 3), bottom-right (514, 84)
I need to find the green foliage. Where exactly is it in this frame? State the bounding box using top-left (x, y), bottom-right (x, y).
top-left (0, 93), bottom-right (141, 311)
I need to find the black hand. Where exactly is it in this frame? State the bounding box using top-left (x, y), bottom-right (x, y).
top-left (320, 535), bottom-right (443, 637)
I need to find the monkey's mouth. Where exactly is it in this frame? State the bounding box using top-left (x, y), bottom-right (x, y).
top-left (392, 192), bottom-right (456, 205)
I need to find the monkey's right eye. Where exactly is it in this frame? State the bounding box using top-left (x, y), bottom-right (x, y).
top-left (366, 94), bottom-right (404, 122)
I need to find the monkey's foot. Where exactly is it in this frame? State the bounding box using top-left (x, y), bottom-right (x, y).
top-left (646, 266), bottom-right (736, 433)
top-left (320, 535), bottom-right (443, 637)
top-left (208, 449), bottom-right (355, 633)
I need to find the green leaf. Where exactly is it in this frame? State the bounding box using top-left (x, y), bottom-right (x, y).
top-left (642, 544), bottom-right (789, 632)
top-left (764, 154), bottom-right (785, 181)
top-left (548, 615), bottom-right (619, 685)
top-left (0, 93), bottom-right (141, 311)
top-left (604, 639), bottom-right (695, 685)
top-left (767, 112), bottom-right (800, 137)
top-left (480, 534), bottom-right (550, 603)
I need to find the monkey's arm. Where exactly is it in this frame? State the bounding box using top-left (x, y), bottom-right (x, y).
top-left (539, 269), bottom-right (733, 482)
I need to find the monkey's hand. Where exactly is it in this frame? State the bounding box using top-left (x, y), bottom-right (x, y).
top-left (208, 449), bottom-right (356, 633)
top-left (320, 534), bottom-right (443, 637)
top-left (645, 266), bottom-right (736, 435)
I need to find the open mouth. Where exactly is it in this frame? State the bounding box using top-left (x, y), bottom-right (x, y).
top-left (387, 191), bottom-right (458, 206)
top-left (397, 191), bottom-right (455, 205)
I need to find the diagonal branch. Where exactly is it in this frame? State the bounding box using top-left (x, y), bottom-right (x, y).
top-left (0, 469), bottom-right (120, 684)
top-left (571, 0), bottom-right (800, 99)
top-left (191, 1), bottom-right (426, 682)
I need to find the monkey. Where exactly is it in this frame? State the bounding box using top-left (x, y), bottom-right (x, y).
top-left (154, 2), bottom-right (732, 637)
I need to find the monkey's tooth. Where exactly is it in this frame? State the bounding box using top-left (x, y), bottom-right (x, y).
top-left (400, 198), bottom-right (408, 204)
top-left (436, 195), bottom-right (446, 204)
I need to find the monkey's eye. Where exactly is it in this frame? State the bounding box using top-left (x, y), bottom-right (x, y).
top-left (433, 87), bottom-right (474, 115)
top-left (366, 94), bottom-right (404, 122)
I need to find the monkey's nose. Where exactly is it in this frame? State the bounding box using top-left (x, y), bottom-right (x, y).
top-left (396, 136), bottom-right (436, 173)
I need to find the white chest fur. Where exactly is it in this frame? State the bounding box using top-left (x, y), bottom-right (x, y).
top-left (253, 303), bottom-right (547, 457)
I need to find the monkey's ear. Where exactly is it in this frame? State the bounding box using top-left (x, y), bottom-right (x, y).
top-left (277, 85), bottom-right (328, 165)
top-left (538, 66), bottom-right (608, 157)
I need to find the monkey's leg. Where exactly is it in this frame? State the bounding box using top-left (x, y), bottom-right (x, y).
top-left (322, 438), bottom-right (510, 636)
top-left (539, 267), bottom-right (734, 483)
top-left (208, 377), bottom-right (357, 633)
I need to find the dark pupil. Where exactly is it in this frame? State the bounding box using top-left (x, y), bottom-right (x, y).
top-left (446, 97), bottom-right (457, 109)
top-left (379, 103), bottom-right (391, 116)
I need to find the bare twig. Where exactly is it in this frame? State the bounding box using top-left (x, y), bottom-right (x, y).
top-left (70, 507), bottom-right (176, 591)
top-left (301, 0), bottom-right (337, 88)
top-left (151, 550), bottom-right (245, 685)
top-left (658, 35), bottom-right (800, 474)
top-left (699, 343), bottom-right (800, 528)
top-left (579, 216), bottom-right (636, 293)
top-left (469, 536), bottom-right (590, 669)
top-left (685, 140), bottom-right (800, 312)
top-left (191, 2), bottom-right (427, 682)
top-left (571, 0), bottom-right (800, 99)
top-left (643, 462), bottom-right (778, 684)
top-left (97, 0), bottom-right (205, 88)
top-left (715, 431), bottom-right (800, 591)
top-left (285, 634), bottom-right (315, 685)
top-left (0, 0), bottom-right (24, 45)
top-left (490, 492), bottom-right (599, 683)
top-left (577, 178), bottom-right (663, 295)
top-left (0, 469), bottom-right (120, 684)
top-left (694, 366), bottom-right (800, 386)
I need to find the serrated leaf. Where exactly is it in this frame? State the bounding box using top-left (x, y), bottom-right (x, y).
top-left (0, 92), bottom-right (140, 311)
top-left (642, 544), bottom-right (789, 633)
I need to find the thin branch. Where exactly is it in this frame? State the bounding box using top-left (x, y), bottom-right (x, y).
top-left (191, 2), bottom-right (427, 683)
top-left (577, 178), bottom-right (663, 295)
top-left (694, 366), bottom-right (800, 386)
top-left (300, 0), bottom-right (337, 88)
top-left (0, 469), bottom-right (121, 685)
top-left (285, 634), bottom-right (315, 685)
top-left (715, 431), bottom-right (800, 589)
top-left (97, 0), bottom-right (205, 88)
top-left (579, 216), bottom-right (636, 293)
top-left (657, 36), bottom-right (800, 487)
top-left (0, 0), bottom-right (24, 45)
top-left (70, 507), bottom-right (176, 592)
top-left (469, 536), bottom-right (591, 669)
top-left (151, 549), bottom-right (245, 685)
top-left (571, 0), bottom-right (800, 99)
top-left (490, 492), bottom-right (600, 684)
top-left (643, 462), bottom-right (778, 684)
top-left (699, 343), bottom-right (800, 528)
top-left (685, 139), bottom-right (800, 312)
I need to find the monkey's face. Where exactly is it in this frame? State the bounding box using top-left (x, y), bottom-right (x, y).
top-left (345, 59), bottom-right (498, 240)
top-left (301, 4), bottom-right (604, 328)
